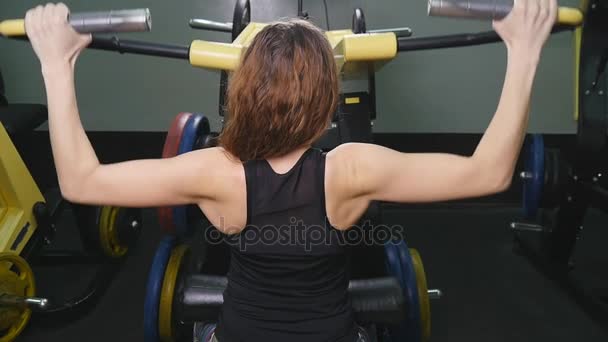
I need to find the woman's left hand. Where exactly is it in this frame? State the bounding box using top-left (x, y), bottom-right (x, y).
top-left (25, 3), bottom-right (91, 72)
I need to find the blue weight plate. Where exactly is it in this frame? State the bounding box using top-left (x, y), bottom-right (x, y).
top-left (398, 241), bottom-right (422, 342)
top-left (522, 134), bottom-right (544, 219)
top-left (384, 242), bottom-right (408, 341)
top-left (173, 114), bottom-right (211, 237)
top-left (144, 236), bottom-right (176, 342)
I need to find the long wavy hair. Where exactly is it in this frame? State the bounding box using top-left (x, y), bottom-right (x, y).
top-left (219, 19), bottom-right (339, 161)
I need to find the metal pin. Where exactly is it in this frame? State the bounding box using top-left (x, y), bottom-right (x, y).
top-left (573, 175), bottom-right (579, 181)
top-left (585, 90), bottom-right (591, 95)
top-left (520, 171), bottom-right (533, 180)
top-left (131, 220), bottom-right (139, 228)
top-left (599, 90), bottom-right (604, 95)
top-left (428, 289), bottom-right (443, 299)
top-left (510, 222), bottom-right (544, 232)
top-left (567, 196), bottom-right (573, 202)
top-left (0, 295), bottom-right (49, 309)
top-left (24, 298), bottom-right (49, 309)
top-left (593, 177), bottom-right (599, 182)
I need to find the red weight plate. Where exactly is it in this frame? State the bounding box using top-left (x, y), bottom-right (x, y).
top-left (159, 112), bottom-right (193, 234)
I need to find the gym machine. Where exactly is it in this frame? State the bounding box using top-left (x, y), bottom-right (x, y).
top-left (0, 10), bottom-right (150, 341)
top-left (508, 0), bottom-right (608, 329)
top-left (0, 0), bottom-right (598, 340)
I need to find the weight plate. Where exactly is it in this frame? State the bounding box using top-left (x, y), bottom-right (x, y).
top-left (116, 208), bottom-right (143, 248)
top-left (410, 248), bottom-right (431, 342)
top-left (173, 114), bottom-right (210, 237)
top-left (159, 113), bottom-right (193, 235)
top-left (232, 0), bottom-right (251, 41)
top-left (352, 8), bottom-right (367, 34)
top-left (99, 207), bottom-right (129, 258)
top-left (159, 244), bottom-right (190, 342)
top-left (0, 253), bottom-right (35, 342)
top-left (73, 204), bottom-right (104, 256)
top-left (522, 134), bottom-right (544, 219)
top-left (384, 242), bottom-right (408, 341)
top-left (398, 241), bottom-right (422, 342)
top-left (144, 236), bottom-right (176, 342)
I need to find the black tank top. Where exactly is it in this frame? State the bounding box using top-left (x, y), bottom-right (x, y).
top-left (215, 148), bottom-right (358, 342)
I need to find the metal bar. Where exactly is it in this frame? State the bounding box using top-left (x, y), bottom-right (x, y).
top-left (0, 294), bottom-right (49, 310)
top-left (397, 25), bottom-right (572, 52)
top-left (11, 35), bottom-right (190, 60)
top-left (189, 19), bottom-right (233, 32)
top-left (89, 36), bottom-right (190, 60)
top-left (369, 27), bottom-right (412, 38)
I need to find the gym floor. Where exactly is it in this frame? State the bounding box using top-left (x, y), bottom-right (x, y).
top-left (16, 205), bottom-right (608, 342)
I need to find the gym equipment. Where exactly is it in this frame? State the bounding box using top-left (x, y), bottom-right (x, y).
top-left (427, 0), bottom-right (583, 25)
top-left (510, 0), bottom-right (608, 322)
top-left (522, 134), bottom-right (545, 219)
top-left (0, 253), bottom-right (38, 342)
top-left (159, 244), bottom-right (190, 341)
top-left (145, 237), bottom-right (440, 342)
top-left (144, 236), bottom-right (176, 342)
top-left (519, 134), bottom-right (572, 219)
top-left (74, 205), bottom-right (142, 259)
top-left (158, 113), bottom-right (192, 235)
top-left (173, 114), bottom-right (210, 237)
top-left (384, 241), bottom-right (434, 342)
top-left (0, 8), bottom-right (151, 36)
top-left (0, 70), bottom-right (142, 340)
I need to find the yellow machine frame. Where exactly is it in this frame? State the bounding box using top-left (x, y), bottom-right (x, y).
top-left (0, 123), bottom-right (45, 255)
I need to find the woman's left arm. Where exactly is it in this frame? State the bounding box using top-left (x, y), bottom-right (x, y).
top-left (27, 3), bottom-right (215, 208)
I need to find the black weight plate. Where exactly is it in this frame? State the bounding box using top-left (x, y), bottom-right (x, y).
top-left (232, 0), bottom-right (251, 41)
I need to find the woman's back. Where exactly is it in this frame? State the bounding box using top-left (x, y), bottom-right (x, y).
top-left (216, 148), bottom-right (358, 342)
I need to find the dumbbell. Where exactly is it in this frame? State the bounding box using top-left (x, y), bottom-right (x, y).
top-left (0, 8), bottom-right (151, 36)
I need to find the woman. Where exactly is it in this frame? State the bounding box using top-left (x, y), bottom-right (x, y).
top-left (25, 1), bottom-right (556, 341)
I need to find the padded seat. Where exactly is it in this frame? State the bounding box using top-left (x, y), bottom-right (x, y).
top-left (176, 275), bottom-right (406, 326)
top-left (0, 104), bottom-right (48, 137)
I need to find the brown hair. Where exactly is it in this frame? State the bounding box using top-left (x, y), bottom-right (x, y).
top-left (219, 19), bottom-right (339, 161)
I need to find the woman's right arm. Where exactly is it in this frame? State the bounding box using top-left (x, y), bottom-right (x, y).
top-left (328, 0), bottom-right (557, 204)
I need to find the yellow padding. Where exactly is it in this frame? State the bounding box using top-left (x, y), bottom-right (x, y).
top-left (233, 22), bottom-right (267, 47)
top-left (189, 25), bottom-right (397, 72)
top-left (326, 30), bottom-right (354, 49)
top-left (558, 7), bottom-right (584, 26)
top-left (342, 33), bottom-right (398, 62)
top-left (0, 19), bottom-right (26, 37)
top-left (0, 124), bottom-right (44, 254)
top-left (189, 40), bottom-right (242, 71)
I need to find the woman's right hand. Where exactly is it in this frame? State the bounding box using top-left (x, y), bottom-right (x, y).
top-left (493, 0), bottom-right (558, 56)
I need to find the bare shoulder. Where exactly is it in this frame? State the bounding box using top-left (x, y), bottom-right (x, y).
top-left (186, 147), bottom-right (245, 199)
top-left (324, 143), bottom-right (382, 229)
top-left (325, 143), bottom-right (380, 199)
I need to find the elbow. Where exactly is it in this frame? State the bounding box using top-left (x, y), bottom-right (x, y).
top-left (495, 175), bottom-right (513, 193)
top-left (472, 157), bottom-right (514, 195)
top-left (59, 181), bottom-right (82, 203)
top-left (488, 169), bottom-right (514, 194)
